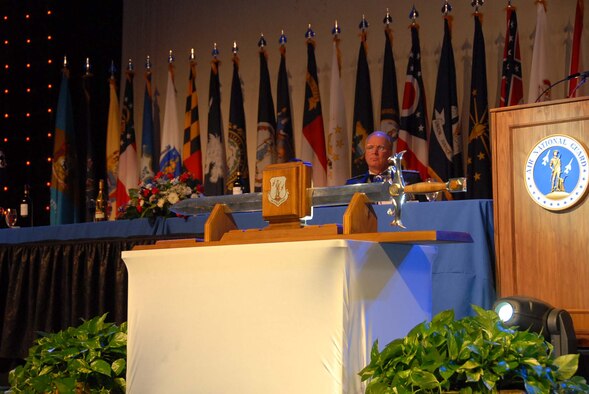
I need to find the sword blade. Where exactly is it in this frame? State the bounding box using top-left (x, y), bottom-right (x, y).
top-left (170, 182), bottom-right (392, 216)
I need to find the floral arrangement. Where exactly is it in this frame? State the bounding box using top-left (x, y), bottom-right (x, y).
top-left (117, 171), bottom-right (203, 219)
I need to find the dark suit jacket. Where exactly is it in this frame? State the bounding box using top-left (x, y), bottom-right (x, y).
top-left (345, 173), bottom-right (372, 185)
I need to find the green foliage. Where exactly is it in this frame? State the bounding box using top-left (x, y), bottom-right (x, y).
top-left (9, 313), bottom-right (126, 393)
top-left (359, 306), bottom-right (589, 393)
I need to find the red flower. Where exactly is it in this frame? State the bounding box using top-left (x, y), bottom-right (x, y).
top-left (166, 172), bottom-right (174, 180)
top-left (151, 187), bottom-right (159, 195)
top-left (136, 204), bottom-right (143, 213)
top-left (179, 172), bottom-right (192, 182)
top-left (154, 171), bottom-right (163, 180)
top-left (142, 189), bottom-right (150, 198)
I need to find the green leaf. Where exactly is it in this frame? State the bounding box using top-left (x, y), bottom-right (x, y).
top-left (109, 331), bottom-right (128, 348)
top-left (112, 358), bottom-right (126, 376)
top-left (54, 377), bottom-right (77, 394)
top-left (409, 369), bottom-right (439, 389)
top-left (552, 353), bottom-right (579, 380)
top-left (91, 359), bottom-right (112, 376)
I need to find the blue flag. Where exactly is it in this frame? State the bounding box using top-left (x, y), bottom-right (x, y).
top-left (254, 49), bottom-right (276, 192)
top-left (140, 69), bottom-right (156, 182)
top-left (82, 71), bottom-right (96, 222)
top-left (50, 68), bottom-right (79, 225)
top-left (428, 17), bottom-right (462, 199)
top-left (466, 13), bottom-right (491, 199)
top-left (227, 54), bottom-right (250, 193)
top-left (351, 32), bottom-right (374, 177)
top-left (276, 45), bottom-right (295, 164)
top-left (380, 26), bottom-right (400, 148)
top-left (204, 58), bottom-right (226, 196)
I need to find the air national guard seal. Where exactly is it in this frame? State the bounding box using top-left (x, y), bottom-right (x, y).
top-left (525, 134), bottom-right (589, 211)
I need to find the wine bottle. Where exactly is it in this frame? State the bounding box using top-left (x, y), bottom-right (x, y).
top-left (95, 179), bottom-right (106, 222)
top-left (19, 184), bottom-right (33, 227)
top-left (232, 171), bottom-right (244, 195)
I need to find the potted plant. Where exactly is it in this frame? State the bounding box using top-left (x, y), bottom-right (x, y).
top-left (359, 306), bottom-right (589, 393)
top-left (8, 314), bottom-right (126, 393)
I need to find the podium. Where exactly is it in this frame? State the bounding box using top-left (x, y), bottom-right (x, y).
top-left (490, 96), bottom-right (589, 346)
top-left (123, 240), bottom-right (435, 393)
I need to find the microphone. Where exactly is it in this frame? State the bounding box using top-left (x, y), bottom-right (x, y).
top-left (534, 71), bottom-right (589, 103)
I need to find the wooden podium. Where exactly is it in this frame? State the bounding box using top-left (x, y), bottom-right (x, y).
top-left (490, 96), bottom-right (589, 346)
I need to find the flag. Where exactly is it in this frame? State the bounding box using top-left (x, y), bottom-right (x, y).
top-left (351, 30), bottom-right (374, 177)
top-left (466, 13), bottom-right (492, 199)
top-left (301, 38), bottom-right (327, 186)
top-left (254, 47), bottom-right (276, 191)
top-left (50, 67), bottom-right (79, 225)
top-left (140, 68), bottom-right (156, 182)
top-left (327, 35), bottom-right (349, 186)
top-left (527, 1), bottom-right (550, 103)
top-left (276, 44), bottom-right (295, 164)
top-left (226, 53), bottom-right (250, 193)
top-left (183, 59), bottom-right (203, 182)
top-left (569, 0), bottom-right (584, 97)
top-left (204, 57), bottom-right (226, 196)
top-left (105, 76), bottom-right (121, 220)
top-left (500, 6), bottom-right (524, 107)
top-left (116, 68), bottom-right (139, 209)
top-left (429, 17), bottom-right (462, 198)
top-left (82, 70), bottom-right (96, 222)
top-left (396, 23), bottom-right (429, 181)
top-left (380, 25), bottom-right (400, 151)
top-left (160, 63), bottom-right (182, 177)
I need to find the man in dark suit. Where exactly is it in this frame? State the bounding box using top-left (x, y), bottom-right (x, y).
top-left (346, 131), bottom-right (392, 184)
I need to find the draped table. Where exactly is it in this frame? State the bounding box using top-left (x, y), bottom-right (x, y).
top-left (0, 200), bottom-right (495, 362)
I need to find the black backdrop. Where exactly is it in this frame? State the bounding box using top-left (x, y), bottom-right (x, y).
top-left (0, 0), bottom-right (122, 226)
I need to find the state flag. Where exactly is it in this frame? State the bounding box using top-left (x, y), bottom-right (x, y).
top-left (351, 30), bottom-right (374, 177)
top-left (396, 23), bottom-right (429, 180)
top-left (276, 44), bottom-right (295, 164)
top-left (105, 76), bottom-right (121, 220)
top-left (254, 47), bottom-right (276, 191)
top-left (466, 13), bottom-right (492, 199)
top-left (428, 17), bottom-right (462, 199)
top-left (527, 1), bottom-right (550, 103)
top-left (183, 59), bottom-right (203, 182)
top-left (116, 68), bottom-right (139, 208)
top-left (159, 63), bottom-right (182, 177)
top-left (380, 25), bottom-right (400, 151)
top-left (50, 67), bottom-right (79, 225)
top-left (140, 68), bottom-right (156, 182)
top-left (226, 53), bottom-right (250, 193)
top-left (81, 70), bottom-right (96, 222)
top-left (327, 35), bottom-right (349, 186)
top-left (301, 37), bottom-right (327, 186)
top-left (204, 57), bottom-right (226, 196)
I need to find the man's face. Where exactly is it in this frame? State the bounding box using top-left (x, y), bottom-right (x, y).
top-left (364, 134), bottom-right (392, 174)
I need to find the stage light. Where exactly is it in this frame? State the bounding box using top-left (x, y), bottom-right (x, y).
top-left (493, 296), bottom-right (577, 357)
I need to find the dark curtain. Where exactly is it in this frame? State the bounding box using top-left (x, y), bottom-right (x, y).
top-left (0, 237), bottom-right (156, 360)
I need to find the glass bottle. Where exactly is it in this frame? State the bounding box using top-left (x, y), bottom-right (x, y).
top-left (19, 184), bottom-right (33, 227)
top-left (232, 171), bottom-right (244, 195)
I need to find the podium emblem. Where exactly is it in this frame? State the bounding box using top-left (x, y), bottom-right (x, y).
top-left (525, 134), bottom-right (589, 211)
top-left (268, 176), bottom-right (289, 207)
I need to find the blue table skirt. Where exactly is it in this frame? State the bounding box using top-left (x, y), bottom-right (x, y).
top-left (0, 199), bottom-right (495, 318)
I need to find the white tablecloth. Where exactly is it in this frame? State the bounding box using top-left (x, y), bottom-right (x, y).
top-left (123, 240), bottom-right (435, 393)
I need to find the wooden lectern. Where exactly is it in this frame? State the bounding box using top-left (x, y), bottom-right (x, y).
top-left (490, 96), bottom-right (589, 346)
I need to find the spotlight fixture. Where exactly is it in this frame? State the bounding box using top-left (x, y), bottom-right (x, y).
top-left (493, 296), bottom-right (577, 356)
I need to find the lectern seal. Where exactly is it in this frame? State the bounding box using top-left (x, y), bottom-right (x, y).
top-left (525, 134), bottom-right (589, 211)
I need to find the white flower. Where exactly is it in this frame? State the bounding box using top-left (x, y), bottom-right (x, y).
top-left (157, 198), bottom-right (165, 208)
top-left (167, 192), bottom-right (180, 204)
